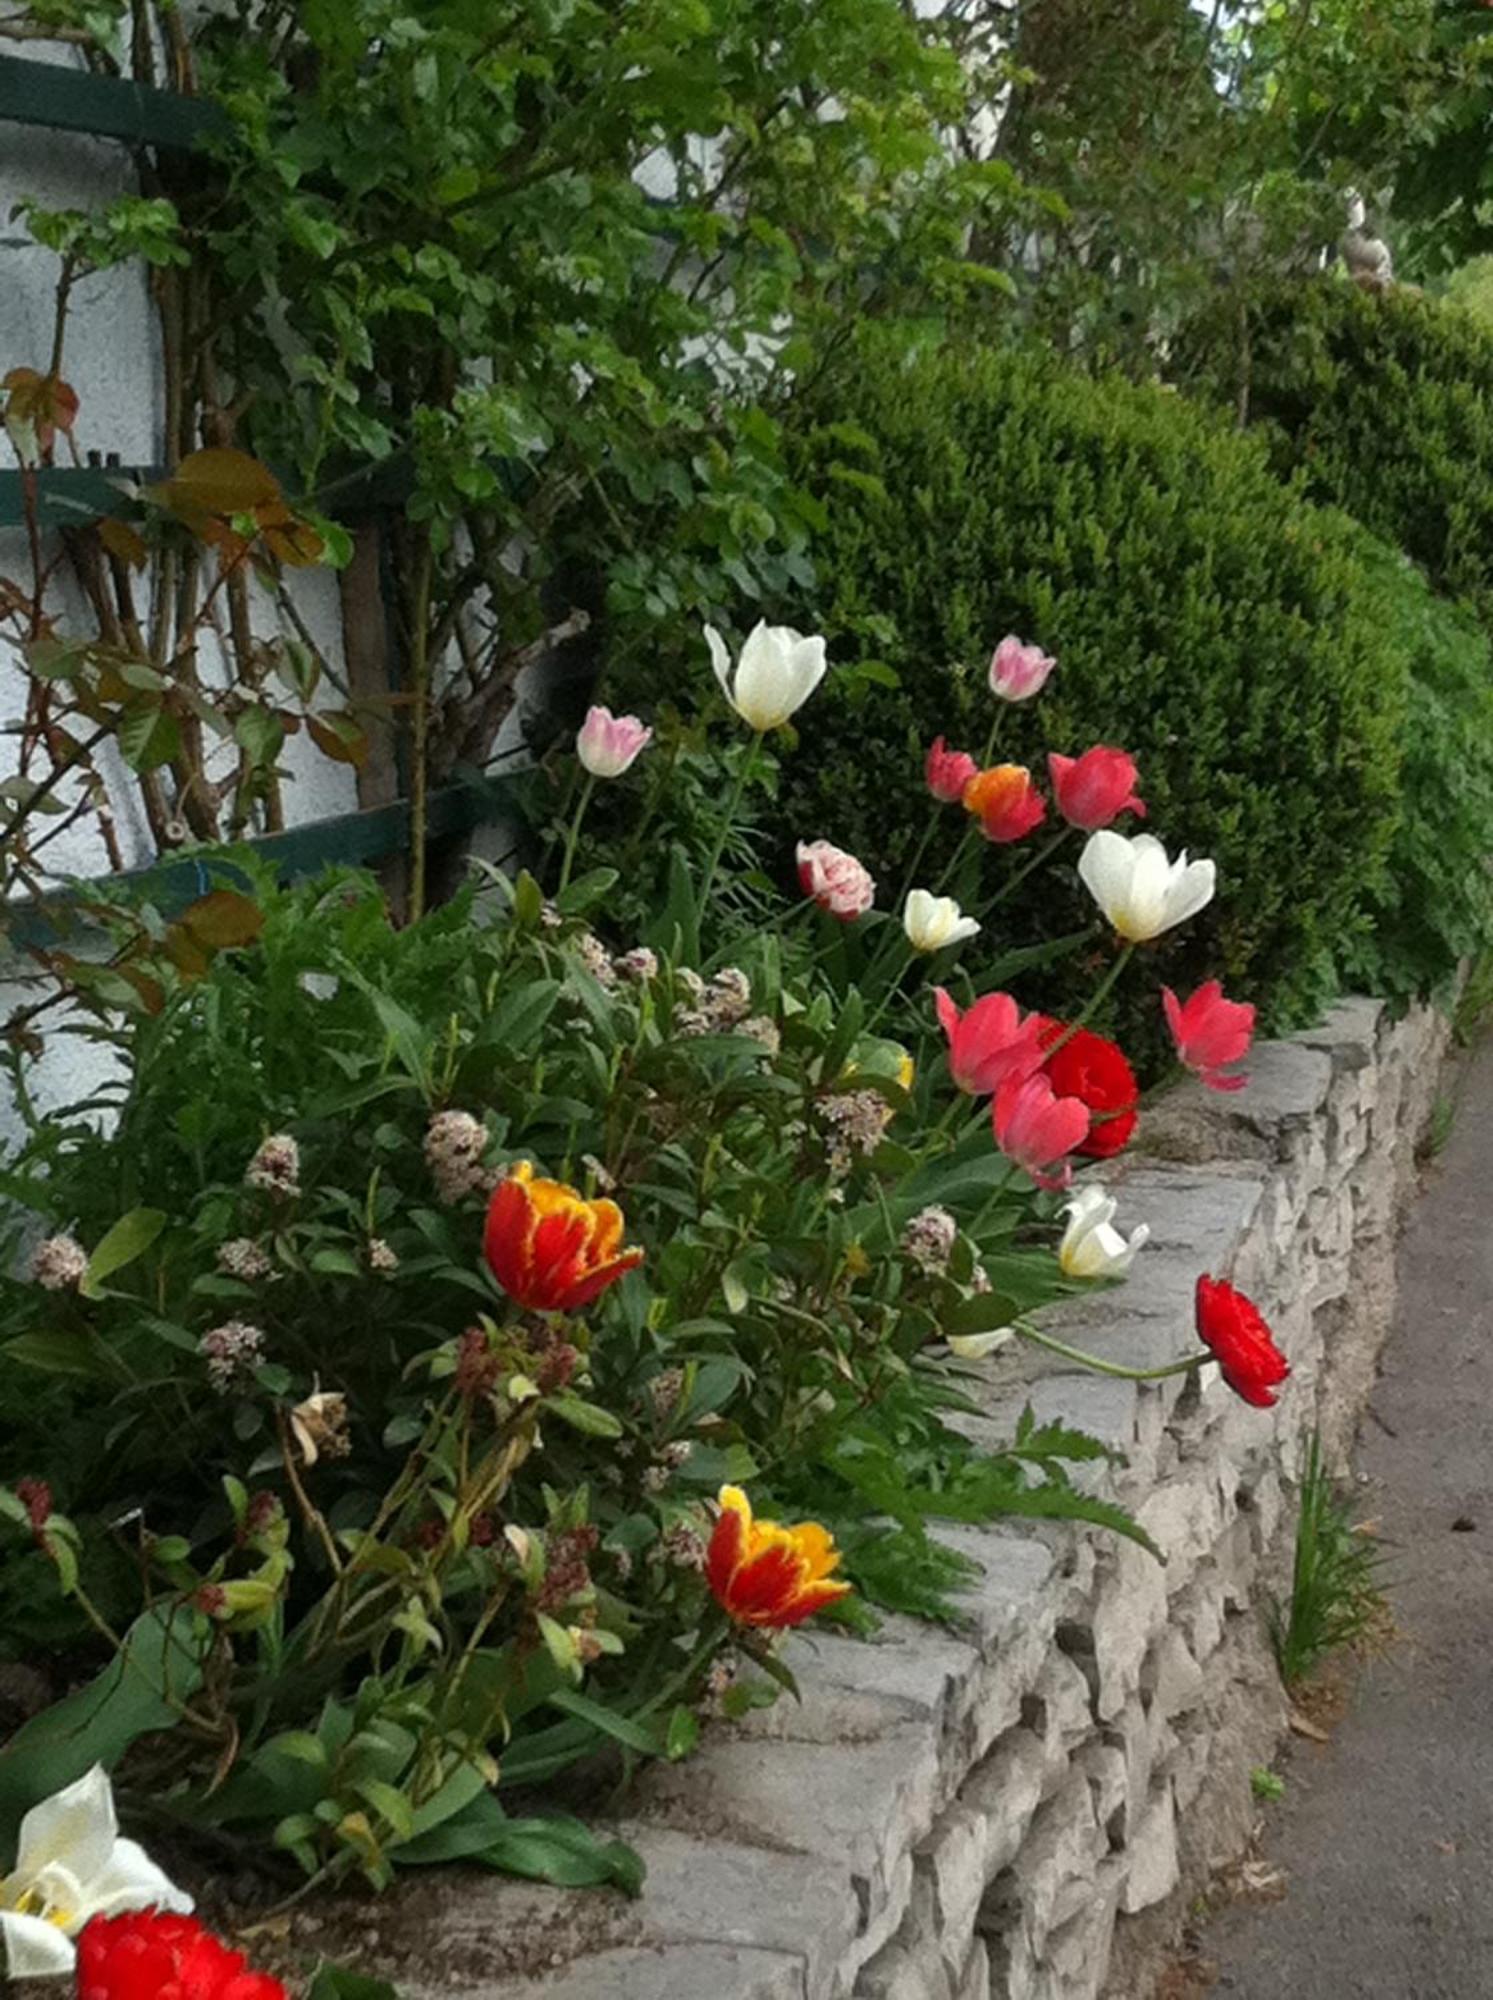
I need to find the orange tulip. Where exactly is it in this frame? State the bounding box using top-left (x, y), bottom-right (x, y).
top-left (963, 763), bottom-right (1046, 843)
top-left (705, 1485), bottom-right (851, 1628)
top-left (483, 1161), bottom-right (643, 1313)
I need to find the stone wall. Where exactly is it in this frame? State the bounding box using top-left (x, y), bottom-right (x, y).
top-left (388, 996), bottom-right (1449, 2000)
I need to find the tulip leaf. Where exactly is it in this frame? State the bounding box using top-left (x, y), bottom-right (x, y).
top-left (554, 867), bottom-right (618, 915)
top-left (544, 1391), bottom-right (624, 1438)
top-left (0, 1606), bottom-right (204, 1851)
top-left (545, 1686), bottom-right (665, 1756)
top-left (307, 1968), bottom-right (403, 2000)
top-left (79, 1206), bottom-right (166, 1299)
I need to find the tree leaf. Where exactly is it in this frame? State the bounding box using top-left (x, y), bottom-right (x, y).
top-left (80, 1207), bottom-right (166, 1299)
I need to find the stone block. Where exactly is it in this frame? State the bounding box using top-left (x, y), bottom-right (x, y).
top-left (1293, 996), bottom-right (1383, 1071)
top-left (430, 1945), bottom-right (805, 2000)
top-left (962, 1728), bottom-right (1046, 1875)
top-left (1119, 1783), bottom-right (1179, 1913)
top-left (1140, 1627), bottom-right (1205, 1722)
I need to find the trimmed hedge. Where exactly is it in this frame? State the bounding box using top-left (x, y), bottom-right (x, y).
top-left (1178, 278), bottom-right (1493, 621)
top-left (775, 338), bottom-right (1409, 1043)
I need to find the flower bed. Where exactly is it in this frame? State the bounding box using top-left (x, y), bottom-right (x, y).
top-left (0, 616), bottom-right (1334, 1997)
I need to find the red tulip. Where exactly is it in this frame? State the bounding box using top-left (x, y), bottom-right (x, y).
top-left (705, 1486), bottom-right (851, 1628)
top-left (963, 764), bottom-right (1047, 843)
top-left (1047, 747), bottom-right (1146, 831)
top-left (1195, 1276), bottom-right (1290, 1408)
top-left (1034, 1020), bottom-right (1139, 1158)
top-left (484, 1162), bottom-right (644, 1313)
top-left (925, 736), bottom-right (979, 804)
top-left (77, 1912), bottom-right (288, 2000)
top-left (934, 987), bottom-right (1044, 1096)
top-left (1162, 981), bottom-right (1255, 1092)
top-left (991, 1070), bottom-right (1091, 1190)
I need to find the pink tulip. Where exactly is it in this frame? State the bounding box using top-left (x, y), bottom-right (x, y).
top-left (925, 736), bottom-right (979, 805)
top-left (1162, 981), bottom-right (1255, 1092)
top-left (1048, 747), bottom-right (1147, 831)
top-left (576, 705), bottom-right (653, 779)
top-left (797, 840), bottom-right (875, 920)
top-left (934, 987), bottom-right (1045, 1096)
top-left (992, 1071), bottom-right (1091, 1191)
top-left (989, 634), bottom-right (1056, 702)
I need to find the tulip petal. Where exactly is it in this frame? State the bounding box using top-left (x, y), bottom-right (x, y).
top-left (787, 632), bottom-right (827, 708)
top-left (1077, 830), bottom-right (1132, 925)
top-left (704, 624), bottom-right (733, 701)
top-left (1, 1910), bottom-right (77, 1978)
top-left (15, 1766), bottom-right (117, 1889)
top-left (733, 621), bottom-right (794, 729)
top-left (81, 1840), bottom-right (194, 1922)
top-left (1165, 858), bottom-right (1217, 930)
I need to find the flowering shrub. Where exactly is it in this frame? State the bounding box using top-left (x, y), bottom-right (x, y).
top-left (0, 618), bottom-right (1281, 1934)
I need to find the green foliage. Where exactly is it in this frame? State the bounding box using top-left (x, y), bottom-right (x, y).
top-left (1340, 545), bottom-right (1493, 1003)
top-left (1268, 1433), bottom-right (1387, 1687)
top-left (705, 335), bottom-right (1408, 1048)
top-left (0, 845), bottom-right (1133, 1888)
top-left (1250, 1766), bottom-right (1286, 1802)
top-left (1178, 278), bottom-right (1493, 624)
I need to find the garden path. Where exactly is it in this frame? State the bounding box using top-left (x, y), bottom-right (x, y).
top-left (1202, 1031), bottom-right (1493, 1998)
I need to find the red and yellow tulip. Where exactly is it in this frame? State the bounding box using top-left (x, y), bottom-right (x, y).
top-left (483, 1161), bottom-right (643, 1314)
top-left (705, 1485), bottom-right (851, 1629)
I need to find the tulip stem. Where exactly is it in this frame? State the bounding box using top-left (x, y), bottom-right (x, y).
top-left (699, 736), bottom-right (758, 917)
top-left (1012, 1319), bottom-right (1207, 1383)
top-left (1042, 942), bottom-right (1136, 1058)
top-left (978, 825), bottom-right (1075, 915)
top-left (557, 773), bottom-right (596, 896)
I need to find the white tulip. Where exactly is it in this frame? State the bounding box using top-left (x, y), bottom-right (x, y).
top-left (903, 888), bottom-right (981, 953)
top-left (948, 1327), bottom-right (1015, 1360)
top-left (1077, 830), bottom-right (1216, 943)
top-left (0, 1765), bottom-right (192, 1979)
top-left (1058, 1184), bottom-right (1150, 1279)
top-left (705, 620), bottom-right (827, 731)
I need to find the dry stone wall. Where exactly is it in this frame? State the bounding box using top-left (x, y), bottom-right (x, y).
top-left (386, 996), bottom-right (1448, 2000)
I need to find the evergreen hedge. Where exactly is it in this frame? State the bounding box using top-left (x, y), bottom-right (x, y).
top-left (775, 339), bottom-right (1408, 1042)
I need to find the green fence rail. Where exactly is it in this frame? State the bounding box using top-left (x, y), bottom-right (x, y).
top-left (0, 53), bottom-right (228, 151)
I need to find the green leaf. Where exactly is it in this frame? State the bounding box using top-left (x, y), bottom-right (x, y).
top-left (664, 1704), bottom-right (699, 1761)
top-left (80, 1207), bottom-right (166, 1299)
top-left (0, 1608), bottom-right (204, 1843)
top-left (3, 1328), bottom-right (129, 1382)
top-left (307, 1968), bottom-right (403, 2000)
top-left (480, 1816), bottom-right (645, 1896)
top-left (545, 1686), bottom-right (663, 1756)
top-left (554, 868), bottom-right (619, 915)
top-left (544, 1392), bottom-right (624, 1439)
top-left (117, 701), bottom-right (181, 773)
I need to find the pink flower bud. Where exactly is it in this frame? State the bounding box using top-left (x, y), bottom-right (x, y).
top-left (989, 633), bottom-right (1055, 702)
top-left (1047, 747), bottom-right (1147, 831)
top-left (576, 704), bottom-right (653, 779)
top-left (796, 840), bottom-right (875, 920)
top-left (991, 1071), bottom-right (1091, 1190)
top-left (925, 736), bottom-right (979, 804)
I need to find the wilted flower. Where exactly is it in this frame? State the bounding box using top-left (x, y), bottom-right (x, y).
top-left (367, 1237), bottom-right (399, 1274)
top-left (29, 1233), bottom-right (87, 1291)
top-left (0, 1767), bottom-right (192, 1981)
top-left (1058, 1184), bottom-right (1150, 1278)
top-left (1078, 831), bottom-right (1216, 942)
top-left (934, 988), bottom-right (1044, 1096)
top-left (947, 1328), bottom-right (1014, 1360)
top-left (663, 1521), bottom-right (707, 1570)
top-left (1195, 1276), bottom-right (1290, 1408)
top-left (901, 1204), bottom-right (958, 1273)
top-left (484, 1161), bottom-right (644, 1313)
top-left (198, 1321), bottom-right (265, 1394)
top-left (925, 735), bottom-right (979, 804)
top-left (705, 1485), bottom-right (851, 1628)
top-left (14, 1478), bottom-right (51, 1537)
top-left (289, 1388), bottom-right (351, 1467)
top-left (964, 764), bottom-right (1047, 843)
top-left (706, 620), bottom-right (827, 731)
top-left (615, 946), bottom-right (659, 983)
top-left (709, 967), bottom-right (752, 1023)
top-left (989, 633), bottom-right (1056, 702)
top-left (903, 889), bottom-right (980, 953)
top-left (576, 704), bottom-right (653, 779)
top-left (649, 1367), bottom-right (686, 1417)
top-left (992, 1071), bottom-right (1091, 1191)
top-left (1162, 980), bottom-right (1255, 1091)
top-left (424, 1109), bottom-right (491, 1204)
top-left (1048, 747), bottom-right (1147, 831)
top-left (797, 838), bottom-right (876, 920)
top-left (216, 1237), bottom-right (271, 1281)
top-left (245, 1133), bottom-right (300, 1199)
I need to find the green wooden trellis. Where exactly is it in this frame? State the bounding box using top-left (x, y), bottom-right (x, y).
top-left (0, 53), bottom-right (512, 915)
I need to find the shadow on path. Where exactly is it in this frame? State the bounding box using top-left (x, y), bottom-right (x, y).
top-left (1203, 1033), bottom-right (1493, 1998)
